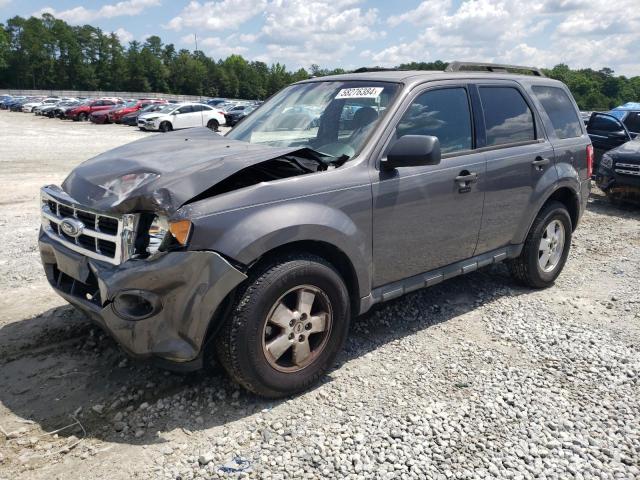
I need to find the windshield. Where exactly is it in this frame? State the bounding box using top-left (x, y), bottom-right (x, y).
top-left (608, 110), bottom-right (627, 121)
top-left (226, 81), bottom-right (400, 159)
top-left (141, 104), bottom-right (162, 112)
top-left (155, 104), bottom-right (178, 114)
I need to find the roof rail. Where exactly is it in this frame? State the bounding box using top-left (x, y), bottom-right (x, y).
top-left (445, 61), bottom-right (546, 77)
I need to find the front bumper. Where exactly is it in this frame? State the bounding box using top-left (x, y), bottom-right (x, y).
top-left (39, 230), bottom-right (247, 368)
top-left (597, 164), bottom-right (640, 193)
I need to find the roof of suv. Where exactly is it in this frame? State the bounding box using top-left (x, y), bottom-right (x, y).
top-left (301, 70), bottom-right (565, 88)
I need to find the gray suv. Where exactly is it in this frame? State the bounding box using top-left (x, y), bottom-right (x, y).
top-left (39, 62), bottom-right (591, 397)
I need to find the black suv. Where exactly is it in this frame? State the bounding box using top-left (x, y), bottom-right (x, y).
top-left (39, 62), bottom-right (591, 397)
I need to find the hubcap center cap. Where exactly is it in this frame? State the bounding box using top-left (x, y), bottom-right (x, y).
top-left (293, 322), bottom-right (304, 334)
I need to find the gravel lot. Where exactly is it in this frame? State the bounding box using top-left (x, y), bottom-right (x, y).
top-left (0, 110), bottom-right (638, 480)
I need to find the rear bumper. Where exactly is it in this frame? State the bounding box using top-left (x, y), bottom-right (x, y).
top-left (39, 230), bottom-right (247, 367)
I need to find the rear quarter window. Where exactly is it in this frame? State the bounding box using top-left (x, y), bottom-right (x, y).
top-left (479, 87), bottom-right (536, 146)
top-left (532, 86), bottom-right (582, 139)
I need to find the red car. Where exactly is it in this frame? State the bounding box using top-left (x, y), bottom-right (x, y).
top-left (66, 98), bottom-right (123, 121)
top-left (108, 99), bottom-right (166, 123)
top-left (90, 107), bottom-right (119, 124)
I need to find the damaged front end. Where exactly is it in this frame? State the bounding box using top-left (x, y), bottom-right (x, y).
top-left (38, 129), bottom-right (338, 367)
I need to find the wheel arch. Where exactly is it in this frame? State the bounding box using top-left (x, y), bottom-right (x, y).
top-left (543, 186), bottom-right (580, 231)
top-left (246, 240), bottom-right (361, 315)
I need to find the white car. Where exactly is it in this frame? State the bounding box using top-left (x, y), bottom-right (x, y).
top-left (137, 103), bottom-right (226, 132)
top-left (22, 97), bottom-right (59, 113)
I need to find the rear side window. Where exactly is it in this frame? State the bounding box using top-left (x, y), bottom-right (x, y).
top-left (396, 88), bottom-right (473, 154)
top-left (479, 87), bottom-right (535, 146)
top-left (532, 86), bottom-right (582, 139)
top-left (623, 112), bottom-right (640, 133)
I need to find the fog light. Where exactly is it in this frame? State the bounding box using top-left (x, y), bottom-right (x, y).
top-left (112, 290), bottom-right (162, 320)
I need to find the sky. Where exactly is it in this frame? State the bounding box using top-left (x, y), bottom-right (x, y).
top-left (1, 0), bottom-right (638, 76)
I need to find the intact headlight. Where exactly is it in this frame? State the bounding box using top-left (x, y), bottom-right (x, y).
top-left (601, 154), bottom-right (613, 170)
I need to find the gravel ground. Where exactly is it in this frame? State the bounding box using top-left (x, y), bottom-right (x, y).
top-left (0, 110), bottom-right (638, 480)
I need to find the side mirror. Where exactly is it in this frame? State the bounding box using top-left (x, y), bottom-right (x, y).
top-left (381, 135), bottom-right (441, 169)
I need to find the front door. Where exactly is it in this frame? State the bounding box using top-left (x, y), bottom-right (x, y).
top-left (372, 85), bottom-right (485, 287)
top-left (173, 105), bottom-right (196, 129)
top-left (587, 112), bottom-right (632, 165)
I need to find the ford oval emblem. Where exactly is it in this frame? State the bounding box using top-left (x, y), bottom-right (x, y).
top-left (60, 218), bottom-right (85, 238)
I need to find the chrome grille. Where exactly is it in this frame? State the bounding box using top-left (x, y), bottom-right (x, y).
top-left (614, 163), bottom-right (640, 177)
top-left (40, 186), bottom-right (138, 265)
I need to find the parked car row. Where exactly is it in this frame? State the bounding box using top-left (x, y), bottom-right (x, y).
top-left (0, 95), bottom-right (263, 132)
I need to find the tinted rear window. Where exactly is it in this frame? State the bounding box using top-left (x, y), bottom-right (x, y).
top-left (532, 86), bottom-right (582, 139)
top-left (479, 87), bottom-right (536, 146)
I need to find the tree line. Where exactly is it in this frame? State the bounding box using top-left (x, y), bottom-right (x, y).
top-left (0, 14), bottom-right (638, 110)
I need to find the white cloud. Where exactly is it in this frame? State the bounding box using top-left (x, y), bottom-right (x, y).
top-left (387, 0), bottom-right (452, 27)
top-left (166, 0), bottom-right (266, 31)
top-left (36, 0), bottom-right (161, 24)
top-left (113, 28), bottom-right (134, 44)
top-left (257, 0), bottom-right (379, 65)
top-left (362, 0), bottom-right (640, 76)
top-left (0, 0), bottom-right (12, 8)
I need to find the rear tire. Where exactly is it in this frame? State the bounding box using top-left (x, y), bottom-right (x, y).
top-left (77, 112), bottom-right (87, 122)
top-left (509, 201), bottom-right (572, 288)
top-left (215, 254), bottom-right (350, 398)
top-left (159, 121), bottom-right (172, 133)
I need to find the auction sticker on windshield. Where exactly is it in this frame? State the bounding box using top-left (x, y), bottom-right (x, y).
top-left (335, 87), bottom-right (384, 99)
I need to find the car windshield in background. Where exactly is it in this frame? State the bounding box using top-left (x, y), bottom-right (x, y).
top-left (155, 104), bottom-right (177, 114)
top-left (226, 81), bottom-right (400, 159)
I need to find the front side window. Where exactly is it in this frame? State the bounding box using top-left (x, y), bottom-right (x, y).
top-left (226, 81), bottom-right (400, 160)
top-left (532, 86), bottom-right (582, 139)
top-left (177, 105), bottom-right (193, 114)
top-left (396, 87), bottom-right (473, 154)
top-left (480, 87), bottom-right (536, 146)
top-left (623, 112), bottom-right (640, 133)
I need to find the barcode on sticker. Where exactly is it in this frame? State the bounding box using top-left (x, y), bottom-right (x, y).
top-left (335, 87), bottom-right (384, 99)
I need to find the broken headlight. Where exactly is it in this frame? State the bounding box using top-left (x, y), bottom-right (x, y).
top-left (140, 215), bottom-right (193, 256)
top-left (147, 215), bottom-right (170, 255)
top-left (600, 154), bottom-right (613, 170)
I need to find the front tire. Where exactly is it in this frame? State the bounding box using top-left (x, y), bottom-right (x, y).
top-left (215, 254), bottom-right (350, 398)
top-left (207, 119), bottom-right (220, 131)
top-left (77, 112), bottom-right (87, 122)
top-left (159, 121), bottom-right (172, 133)
top-left (509, 201), bottom-right (572, 288)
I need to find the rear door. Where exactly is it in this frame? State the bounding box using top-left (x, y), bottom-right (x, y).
top-left (473, 82), bottom-right (557, 254)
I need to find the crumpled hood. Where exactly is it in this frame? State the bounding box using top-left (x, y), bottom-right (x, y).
top-left (610, 138), bottom-right (640, 164)
top-left (62, 128), bottom-right (321, 215)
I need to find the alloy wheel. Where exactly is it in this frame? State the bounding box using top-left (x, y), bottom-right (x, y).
top-left (262, 285), bottom-right (333, 373)
top-left (538, 219), bottom-right (565, 273)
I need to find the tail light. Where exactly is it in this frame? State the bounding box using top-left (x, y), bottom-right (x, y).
top-left (586, 144), bottom-right (594, 179)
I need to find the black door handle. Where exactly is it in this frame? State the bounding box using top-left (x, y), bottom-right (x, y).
top-left (532, 157), bottom-right (550, 168)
